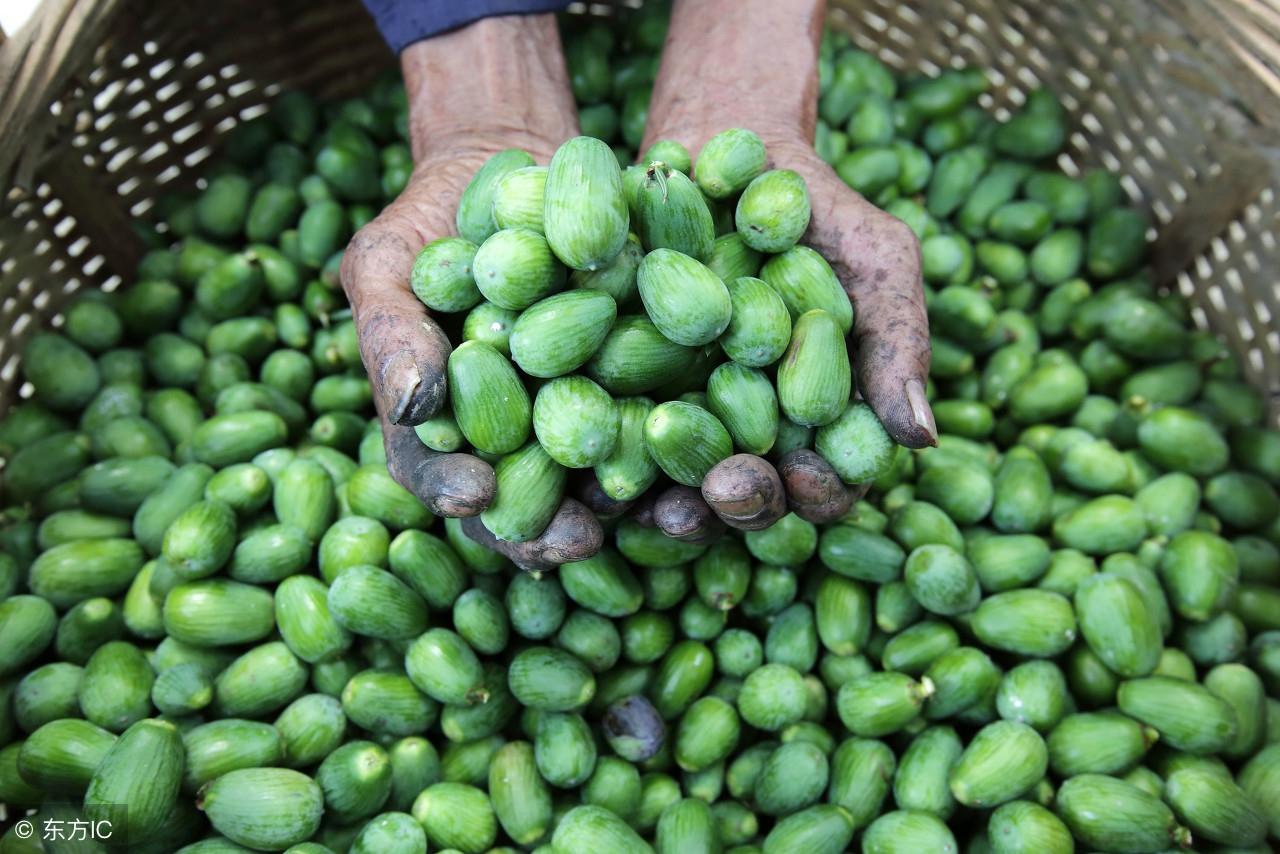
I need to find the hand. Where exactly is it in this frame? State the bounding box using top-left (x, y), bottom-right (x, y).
top-left (637, 0), bottom-right (935, 533)
top-left (342, 15), bottom-right (603, 562)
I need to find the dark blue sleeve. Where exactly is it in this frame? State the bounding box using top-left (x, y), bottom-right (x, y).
top-left (363, 0), bottom-right (573, 53)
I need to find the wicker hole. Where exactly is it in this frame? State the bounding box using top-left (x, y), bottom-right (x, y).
top-left (197, 74), bottom-right (219, 91)
top-left (1081, 112), bottom-right (1103, 134)
top-left (173, 122), bottom-right (202, 144)
top-left (1266, 331), bottom-right (1280, 356)
top-left (1015, 66), bottom-right (1040, 89)
top-left (228, 80), bottom-right (257, 98)
top-left (82, 256), bottom-right (105, 277)
top-left (1261, 230), bottom-right (1276, 251)
top-left (149, 59), bottom-right (176, 81)
top-left (1243, 250), bottom-right (1261, 273)
top-left (18, 382), bottom-right (34, 400)
top-left (1195, 255), bottom-right (1214, 280)
top-left (121, 53), bottom-right (140, 70)
top-left (1211, 236), bottom-right (1230, 263)
top-left (12, 312), bottom-right (32, 338)
top-left (219, 64), bottom-right (242, 79)
top-left (1119, 174), bottom-right (1142, 202)
top-left (1, 355), bottom-right (19, 384)
top-left (183, 51), bottom-right (207, 68)
top-left (117, 176), bottom-right (141, 198)
top-left (1261, 188), bottom-right (1275, 206)
top-left (1226, 267), bottom-right (1246, 294)
top-left (102, 276), bottom-right (122, 294)
top-left (1190, 304), bottom-right (1210, 331)
top-left (157, 164), bottom-right (182, 184)
top-left (163, 101), bottom-right (195, 123)
top-left (1168, 181), bottom-right (1188, 204)
top-left (124, 78), bottom-right (146, 98)
top-left (1056, 153), bottom-right (1081, 176)
top-left (206, 93), bottom-right (228, 110)
top-left (1255, 299), bottom-right (1272, 326)
top-left (1151, 199), bottom-right (1172, 224)
top-left (33, 290), bottom-right (51, 312)
top-left (183, 147), bottom-right (214, 168)
top-left (1249, 347), bottom-right (1265, 374)
top-left (53, 215), bottom-right (76, 239)
top-left (106, 146), bottom-right (138, 172)
top-left (156, 81), bottom-right (182, 102)
top-left (68, 237), bottom-right (91, 258)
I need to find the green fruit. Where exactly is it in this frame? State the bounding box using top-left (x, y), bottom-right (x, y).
top-left (637, 248), bottom-right (732, 346)
top-left (736, 169), bottom-right (811, 253)
top-left (777, 310), bottom-right (851, 428)
top-left (544, 136), bottom-right (630, 271)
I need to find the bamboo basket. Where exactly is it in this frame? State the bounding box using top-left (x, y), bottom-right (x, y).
top-left (1, 0), bottom-right (1278, 414)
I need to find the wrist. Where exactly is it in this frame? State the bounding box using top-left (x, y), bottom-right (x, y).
top-left (401, 14), bottom-right (579, 160)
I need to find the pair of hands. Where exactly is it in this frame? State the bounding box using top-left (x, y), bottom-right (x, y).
top-left (341, 4), bottom-right (934, 569)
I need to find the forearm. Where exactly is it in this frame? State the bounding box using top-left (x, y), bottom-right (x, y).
top-left (401, 14), bottom-right (579, 159)
top-left (644, 0), bottom-right (824, 153)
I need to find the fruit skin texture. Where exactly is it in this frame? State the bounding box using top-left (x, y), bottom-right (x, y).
top-left (636, 248), bottom-right (732, 346)
top-left (544, 136), bottom-right (630, 271)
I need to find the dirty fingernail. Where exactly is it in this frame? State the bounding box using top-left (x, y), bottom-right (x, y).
top-left (905, 378), bottom-right (937, 447)
top-left (382, 350), bottom-right (422, 424)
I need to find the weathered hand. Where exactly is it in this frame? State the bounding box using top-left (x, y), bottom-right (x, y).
top-left (342, 15), bottom-right (603, 564)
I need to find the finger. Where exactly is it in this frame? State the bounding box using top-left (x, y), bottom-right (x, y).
top-left (460, 499), bottom-right (604, 572)
top-left (341, 208), bottom-right (452, 426)
top-left (700, 454), bottom-right (787, 531)
top-left (839, 206), bottom-right (937, 449)
top-left (777, 449), bottom-right (853, 524)
top-left (382, 421), bottom-right (495, 517)
top-left (653, 485), bottom-right (725, 544)
top-left (574, 472), bottom-right (635, 521)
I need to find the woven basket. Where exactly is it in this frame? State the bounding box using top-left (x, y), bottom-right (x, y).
top-left (1, 0), bottom-right (1278, 414)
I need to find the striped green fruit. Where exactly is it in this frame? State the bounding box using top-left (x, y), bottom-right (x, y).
top-left (274, 458), bottom-right (336, 543)
top-left (763, 804), bottom-right (854, 854)
top-left (987, 800), bottom-right (1074, 854)
top-left (409, 236), bottom-right (482, 313)
top-left (412, 781), bottom-right (498, 854)
top-left (456, 148), bottom-right (537, 244)
top-left (447, 340), bottom-right (532, 455)
top-left (150, 661), bottom-right (213, 716)
top-left (815, 401), bottom-right (897, 484)
top-left (586, 315), bottom-right (697, 394)
top-left (84, 718), bottom-right (184, 842)
top-left (509, 289), bottom-right (617, 378)
top-left (778, 309), bottom-right (850, 428)
top-left (28, 538), bottom-right (145, 609)
top-left (316, 739), bottom-right (392, 824)
top-left (544, 136), bottom-right (629, 272)
top-left (228, 523), bottom-right (313, 584)
top-left (328, 565), bottom-right (429, 640)
top-left (970, 590), bottom-right (1077, 658)
top-left (637, 248), bottom-right (732, 346)
top-left (191, 410), bottom-right (289, 467)
top-left (697, 128), bottom-right (768, 199)
top-left (17, 718), bottom-right (115, 794)
top-left (462, 301), bottom-right (519, 354)
top-left (707, 233), bottom-right (764, 283)
top-left (948, 720), bottom-right (1047, 808)
top-left (760, 246), bottom-right (854, 335)
top-left (345, 464), bottom-right (432, 530)
top-left (1073, 572), bottom-right (1161, 677)
top-left (182, 718), bottom-right (284, 792)
top-left (656, 798), bottom-right (718, 854)
top-left (552, 804), bottom-right (651, 854)
top-left (473, 228), bottom-right (566, 311)
top-left (633, 163), bottom-right (715, 261)
top-left (493, 165), bottom-right (548, 233)
top-left (405, 629), bottom-right (488, 706)
top-left (675, 695), bottom-right (741, 772)
top-left (79, 640), bottom-right (153, 732)
top-left (509, 646), bottom-right (595, 711)
top-left (719, 276), bottom-right (791, 368)
top-left (836, 671), bottom-right (931, 737)
top-left (861, 809), bottom-right (958, 854)
top-left (489, 741), bottom-right (552, 846)
top-left (706, 362), bottom-right (779, 455)
top-left (571, 232), bottom-right (644, 305)
top-left (560, 549), bottom-right (644, 617)
top-left (1116, 676), bottom-right (1236, 754)
top-left (199, 767), bottom-right (324, 851)
top-left (1164, 766), bottom-right (1267, 848)
top-left (480, 441), bottom-right (566, 542)
top-left (213, 642), bottom-right (308, 718)
top-left (643, 401), bottom-right (733, 487)
top-left (535, 710), bottom-right (596, 787)
top-left (735, 169), bottom-right (811, 253)
top-left (595, 396), bottom-right (660, 501)
top-left (532, 375), bottom-right (620, 468)
top-left (163, 579), bottom-right (275, 647)
top-left (1046, 711), bottom-right (1157, 777)
top-left (349, 811), bottom-right (428, 854)
top-left (1055, 774), bottom-right (1190, 852)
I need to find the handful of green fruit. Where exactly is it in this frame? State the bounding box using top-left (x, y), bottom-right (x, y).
top-left (410, 129), bottom-right (896, 552)
top-left (0, 4), bottom-right (1279, 854)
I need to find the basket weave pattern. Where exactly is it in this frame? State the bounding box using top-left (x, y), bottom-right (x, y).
top-left (1, 0), bottom-right (1278, 411)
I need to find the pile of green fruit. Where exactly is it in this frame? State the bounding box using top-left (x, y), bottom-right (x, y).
top-left (0, 3), bottom-right (1278, 853)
